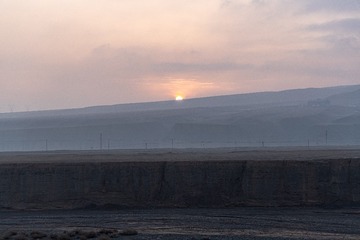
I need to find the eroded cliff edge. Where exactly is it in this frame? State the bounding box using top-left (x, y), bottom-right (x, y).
top-left (0, 151), bottom-right (359, 209)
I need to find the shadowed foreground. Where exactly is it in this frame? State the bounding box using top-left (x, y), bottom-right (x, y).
top-left (1, 208), bottom-right (360, 239)
top-left (0, 148), bottom-right (360, 209)
top-left (1, 148), bottom-right (360, 239)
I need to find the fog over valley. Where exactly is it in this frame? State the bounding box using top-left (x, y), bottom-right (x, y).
top-left (1, 84), bottom-right (359, 151)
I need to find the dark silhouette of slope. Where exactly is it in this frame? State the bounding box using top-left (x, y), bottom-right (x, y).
top-left (0, 84), bottom-right (360, 151)
top-left (326, 89), bottom-right (360, 107)
top-left (1, 84), bottom-right (359, 118)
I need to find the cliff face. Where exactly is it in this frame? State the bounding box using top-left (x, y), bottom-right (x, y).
top-left (0, 159), bottom-right (359, 210)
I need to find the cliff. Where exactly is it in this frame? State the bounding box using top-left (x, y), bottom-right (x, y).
top-left (0, 150), bottom-right (359, 209)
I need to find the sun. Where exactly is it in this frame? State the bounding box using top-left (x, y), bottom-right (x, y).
top-left (175, 95), bottom-right (184, 101)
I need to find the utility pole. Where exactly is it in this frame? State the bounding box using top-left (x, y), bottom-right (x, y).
top-left (100, 133), bottom-right (103, 150)
top-left (171, 138), bottom-right (174, 150)
top-left (325, 130), bottom-right (328, 145)
top-left (45, 139), bottom-right (48, 151)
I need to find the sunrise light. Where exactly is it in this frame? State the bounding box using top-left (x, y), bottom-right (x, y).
top-left (175, 96), bottom-right (184, 101)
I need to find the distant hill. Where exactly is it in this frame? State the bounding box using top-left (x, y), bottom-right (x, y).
top-left (0, 84), bottom-right (360, 151)
top-left (1, 84), bottom-right (359, 118)
top-left (326, 89), bottom-right (360, 107)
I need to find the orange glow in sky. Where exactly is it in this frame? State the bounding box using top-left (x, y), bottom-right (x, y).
top-left (0, 0), bottom-right (359, 112)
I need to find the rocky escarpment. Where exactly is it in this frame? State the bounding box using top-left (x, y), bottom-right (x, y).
top-left (0, 157), bottom-right (359, 209)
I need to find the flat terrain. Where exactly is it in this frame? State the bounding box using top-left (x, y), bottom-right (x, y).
top-left (1, 147), bottom-right (360, 239)
top-left (1, 147), bottom-right (360, 164)
top-left (1, 208), bottom-right (360, 240)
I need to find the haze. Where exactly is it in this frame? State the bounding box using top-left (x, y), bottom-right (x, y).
top-left (1, 0), bottom-right (359, 112)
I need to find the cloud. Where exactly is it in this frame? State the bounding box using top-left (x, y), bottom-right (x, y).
top-left (151, 79), bottom-right (221, 99)
top-left (154, 62), bottom-right (250, 73)
top-left (308, 18), bottom-right (360, 33)
top-left (1, 0), bottom-right (360, 111)
top-left (36, 45), bottom-right (248, 107)
top-left (306, 18), bottom-right (360, 53)
top-left (81, 45), bottom-right (247, 79)
top-left (322, 35), bottom-right (360, 55)
top-left (258, 60), bottom-right (357, 80)
top-left (302, 0), bottom-right (360, 13)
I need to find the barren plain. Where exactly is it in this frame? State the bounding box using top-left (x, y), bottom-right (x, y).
top-left (0, 148), bottom-right (360, 239)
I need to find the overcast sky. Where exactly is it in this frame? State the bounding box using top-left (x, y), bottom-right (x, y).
top-left (0, 0), bottom-right (359, 112)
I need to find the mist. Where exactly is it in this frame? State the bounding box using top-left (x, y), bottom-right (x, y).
top-left (0, 84), bottom-right (359, 151)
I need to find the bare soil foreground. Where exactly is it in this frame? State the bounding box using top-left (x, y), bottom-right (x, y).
top-left (1, 147), bottom-right (360, 209)
top-left (1, 208), bottom-right (360, 240)
top-left (0, 148), bottom-right (360, 239)
top-left (1, 147), bottom-right (360, 164)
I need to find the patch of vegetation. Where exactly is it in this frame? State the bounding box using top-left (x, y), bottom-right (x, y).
top-left (119, 229), bottom-right (138, 236)
top-left (0, 228), bottom-right (135, 240)
top-left (30, 231), bottom-right (47, 239)
top-left (1, 231), bottom-right (17, 240)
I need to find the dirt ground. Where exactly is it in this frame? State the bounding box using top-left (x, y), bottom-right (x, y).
top-left (1, 207), bottom-right (360, 240)
top-left (1, 147), bottom-right (360, 164)
top-left (1, 148), bottom-right (360, 239)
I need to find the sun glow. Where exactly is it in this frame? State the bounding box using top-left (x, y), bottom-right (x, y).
top-left (175, 95), bottom-right (184, 101)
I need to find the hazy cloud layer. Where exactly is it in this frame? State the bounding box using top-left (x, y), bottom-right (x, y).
top-left (308, 18), bottom-right (360, 32)
top-left (0, 0), bottom-right (359, 111)
top-left (302, 0), bottom-right (360, 12)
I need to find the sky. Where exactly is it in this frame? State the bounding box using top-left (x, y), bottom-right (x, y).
top-left (0, 0), bottom-right (359, 112)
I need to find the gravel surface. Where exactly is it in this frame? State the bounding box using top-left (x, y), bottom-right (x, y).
top-left (1, 208), bottom-right (360, 240)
